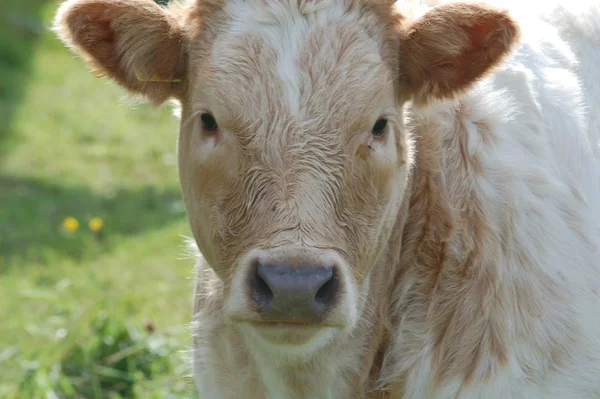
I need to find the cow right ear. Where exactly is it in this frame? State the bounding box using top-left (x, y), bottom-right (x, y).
top-left (398, 2), bottom-right (519, 105)
top-left (53, 0), bottom-right (187, 105)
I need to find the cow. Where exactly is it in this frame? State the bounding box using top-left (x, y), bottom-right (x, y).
top-left (53, 0), bottom-right (600, 397)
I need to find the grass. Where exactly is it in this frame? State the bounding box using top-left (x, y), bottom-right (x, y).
top-left (0, 0), bottom-right (198, 397)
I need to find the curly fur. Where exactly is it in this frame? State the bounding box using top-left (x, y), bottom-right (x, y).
top-left (54, 0), bottom-right (600, 397)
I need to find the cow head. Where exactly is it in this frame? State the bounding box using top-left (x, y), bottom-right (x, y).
top-left (54, 0), bottom-right (517, 355)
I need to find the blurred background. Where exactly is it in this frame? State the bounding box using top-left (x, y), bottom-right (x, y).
top-left (1, 0), bottom-right (198, 397)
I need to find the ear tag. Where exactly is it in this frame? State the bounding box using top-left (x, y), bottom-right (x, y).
top-left (134, 65), bottom-right (181, 83)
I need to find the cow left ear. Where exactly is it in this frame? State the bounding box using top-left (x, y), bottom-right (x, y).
top-left (398, 2), bottom-right (519, 105)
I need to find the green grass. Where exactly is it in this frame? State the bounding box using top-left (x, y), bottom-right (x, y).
top-left (0, 0), bottom-right (197, 397)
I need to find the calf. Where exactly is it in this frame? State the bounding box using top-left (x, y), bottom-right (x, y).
top-left (54, 0), bottom-right (600, 397)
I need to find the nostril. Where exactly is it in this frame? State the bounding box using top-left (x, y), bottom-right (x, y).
top-left (314, 266), bottom-right (339, 309)
top-left (248, 259), bottom-right (340, 321)
top-left (250, 262), bottom-right (274, 310)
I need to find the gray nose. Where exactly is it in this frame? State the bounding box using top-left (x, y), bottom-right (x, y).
top-left (249, 261), bottom-right (339, 323)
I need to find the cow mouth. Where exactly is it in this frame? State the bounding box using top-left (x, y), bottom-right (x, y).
top-left (230, 316), bottom-right (345, 329)
top-left (238, 319), bottom-right (342, 347)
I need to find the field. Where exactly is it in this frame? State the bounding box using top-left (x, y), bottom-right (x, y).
top-left (0, 0), bottom-right (198, 397)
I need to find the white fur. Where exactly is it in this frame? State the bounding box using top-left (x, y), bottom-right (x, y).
top-left (383, 1), bottom-right (600, 397)
top-left (191, 0), bottom-right (600, 397)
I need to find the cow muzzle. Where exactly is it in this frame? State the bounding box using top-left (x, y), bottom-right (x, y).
top-left (227, 246), bottom-right (354, 349)
top-left (248, 259), bottom-right (339, 324)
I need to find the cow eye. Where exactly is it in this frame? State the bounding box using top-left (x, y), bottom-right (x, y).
top-left (200, 113), bottom-right (218, 132)
top-left (372, 118), bottom-right (388, 137)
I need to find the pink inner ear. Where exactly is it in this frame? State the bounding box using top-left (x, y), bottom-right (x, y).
top-left (466, 20), bottom-right (511, 61)
top-left (67, 10), bottom-right (128, 84)
top-left (468, 22), bottom-right (495, 48)
top-left (443, 19), bottom-right (512, 83)
top-left (96, 19), bottom-right (115, 44)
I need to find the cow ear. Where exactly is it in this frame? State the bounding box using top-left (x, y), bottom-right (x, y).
top-left (53, 0), bottom-right (187, 105)
top-left (398, 2), bottom-right (519, 105)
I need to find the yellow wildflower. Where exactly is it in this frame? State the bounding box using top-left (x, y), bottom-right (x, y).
top-left (88, 217), bottom-right (104, 232)
top-left (62, 217), bottom-right (79, 232)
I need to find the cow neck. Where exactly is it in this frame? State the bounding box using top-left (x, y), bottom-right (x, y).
top-left (348, 173), bottom-right (415, 396)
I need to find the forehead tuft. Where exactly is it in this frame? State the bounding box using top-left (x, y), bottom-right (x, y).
top-left (191, 0), bottom-right (398, 129)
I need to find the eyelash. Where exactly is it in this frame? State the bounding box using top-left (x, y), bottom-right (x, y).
top-left (371, 118), bottom-right (388, 137)
top-left (200, 113), bottom-right (218, 132)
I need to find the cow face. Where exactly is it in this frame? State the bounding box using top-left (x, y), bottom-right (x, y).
top-left (54, 0), bottom-right (518, 354)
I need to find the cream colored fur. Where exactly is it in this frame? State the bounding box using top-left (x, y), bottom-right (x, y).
top-left (53, 0), bottom-right (600, 397)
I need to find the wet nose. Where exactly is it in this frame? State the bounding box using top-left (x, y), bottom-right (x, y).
top-left (248, 261), bottom-right (339, 323)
